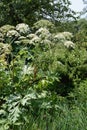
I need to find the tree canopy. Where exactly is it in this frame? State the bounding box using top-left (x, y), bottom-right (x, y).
top-left (0, 0), bottom-right (77, 26)
top-left (81, 0), bottom-right (87, 17)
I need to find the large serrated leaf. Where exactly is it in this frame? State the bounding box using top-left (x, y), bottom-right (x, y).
top-left (9, 106), bottom-right (21, 123)
top-left (21, 93), bottom-right (37, 106)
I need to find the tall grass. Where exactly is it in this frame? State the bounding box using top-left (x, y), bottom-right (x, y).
top-left (8, 100), bottom-right (87, 130)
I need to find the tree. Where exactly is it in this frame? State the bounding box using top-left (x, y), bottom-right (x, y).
top-left (81, 0), bottom-right (87, 17)
top-left (83, 0), bottom-right (87, 3)
top-left (0, 0), bottom-right (77, 26)
top-left (74, 19), bottom-right (87, 43)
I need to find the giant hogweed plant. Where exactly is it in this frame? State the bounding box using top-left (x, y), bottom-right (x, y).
top-left (0, 42), bottom-right (67, 129)
top-left (0, 43), bottom-right (61, 128)
top-left (0, 21), bottom-right (87, 129)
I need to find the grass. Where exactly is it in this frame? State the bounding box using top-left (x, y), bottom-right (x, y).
top-left (6, 101), bottom-right (87, 130)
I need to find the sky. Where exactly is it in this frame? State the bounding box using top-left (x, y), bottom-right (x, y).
top-left (70, 0), bottom-right (84, 12)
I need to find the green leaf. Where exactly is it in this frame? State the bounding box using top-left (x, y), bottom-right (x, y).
top-left (9, 106), bottom-right (21, 123)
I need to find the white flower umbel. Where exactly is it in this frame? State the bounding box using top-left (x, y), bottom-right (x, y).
top-left (64, 41), bottom-right (75, 48)
top-left (27, 34), bottom-right (37, 40)
top-left (42, 39), bottom-right (51, 44)
top-left (35, 28), bottom-right (51, 39)
top-left (16, 23), bottom-right (30, 36)
top-left (18, 36), bottom-right (26, 40)
top-left (0, 42), bottom-right (12, 54)
top-left (0, 25), bottom-right (15, 35)
top-left (62, 32), bottom-right (73, 40)
top-left (54, 33), bottom-right (65, 43)
top-left (29, 35), bottom-right (41, 45)
top-left (6, 30), bottom-right (20, 38)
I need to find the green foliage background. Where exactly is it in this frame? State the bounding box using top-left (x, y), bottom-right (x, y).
top-left (0, 0), bottom-right (77, 26)
top-left (0, 0), bottom-right (87, 129)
